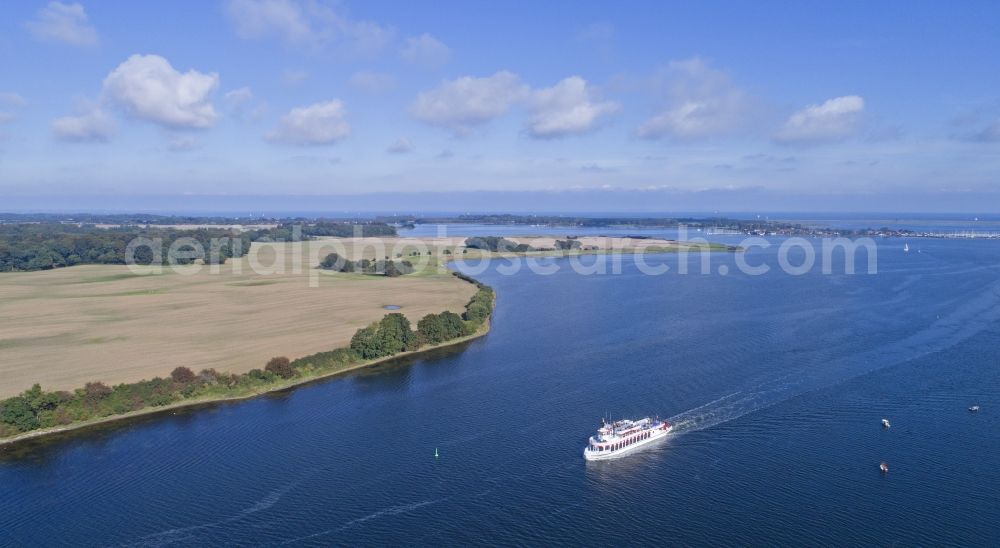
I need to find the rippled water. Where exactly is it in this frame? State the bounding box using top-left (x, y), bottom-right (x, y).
top-left (2, 237), bottom-right (999, 545)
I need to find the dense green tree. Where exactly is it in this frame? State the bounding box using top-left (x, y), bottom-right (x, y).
top-left (0, 396), bottom-right (38, 432)
top-left (377, 313), bottom-right (419, 352)
top-left (555, 239), bottom-right (582, 250)
top-left (319, 253), bottom-right (347, 270)
top-left (464, 302), bottom-right (491, 323)
top-left (0, 397), bottom-right (39, 432)
top-left (418, 311), bottom-right (468, 344)
top-left (417, 313), bottom-right (447, 344)
top-left (439, 311), bottom-right (466, 338)
top-left (350, 313), bottom-right (420, 358)
top-left (350, 324), bottom-right (382, 359)
top-left (23, 384), bottom-right (62, 411)
top-left (462, 285), bottom-right (495, 325)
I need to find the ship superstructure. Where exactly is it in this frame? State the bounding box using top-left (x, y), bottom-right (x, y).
top-left (583, 417), bottom-right (671, 461)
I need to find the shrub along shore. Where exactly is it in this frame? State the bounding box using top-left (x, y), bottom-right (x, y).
top-left (0, 272), bottom-right (494, 446)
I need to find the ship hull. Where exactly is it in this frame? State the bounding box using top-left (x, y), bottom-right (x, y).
top-left (583, 426), bottom-right (671, 461)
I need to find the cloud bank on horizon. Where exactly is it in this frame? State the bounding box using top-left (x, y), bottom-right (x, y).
top-left (2, 0), bottom-right (1000, 211)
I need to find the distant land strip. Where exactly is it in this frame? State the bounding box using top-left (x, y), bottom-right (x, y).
top-left (3, 212), bottom-right (994, 240)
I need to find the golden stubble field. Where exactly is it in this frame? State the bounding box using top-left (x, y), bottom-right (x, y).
top-left (0, 239), bottom-right (477, 398)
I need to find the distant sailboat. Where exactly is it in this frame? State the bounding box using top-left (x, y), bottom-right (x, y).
top-left (903, 243), bottom-right (910, 252)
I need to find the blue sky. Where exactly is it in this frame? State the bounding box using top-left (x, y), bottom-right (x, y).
top-left (1, 0), bottom-right (1000, 212)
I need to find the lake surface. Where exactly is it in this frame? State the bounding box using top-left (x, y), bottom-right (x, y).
top-left (401, 222), bottom-right (692, 240)
top-left (2, 237), bottom-right (999, 545)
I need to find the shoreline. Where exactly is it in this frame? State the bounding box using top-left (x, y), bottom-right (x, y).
top-left (0, 313), bottom-right (492, 448)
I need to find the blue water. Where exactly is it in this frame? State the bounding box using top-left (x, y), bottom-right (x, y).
top-left (401, 222), bottom-right (689, 239)
top-left (2, 238), bottom-right (999, 545)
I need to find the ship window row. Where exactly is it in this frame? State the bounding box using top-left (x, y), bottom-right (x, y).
top-left (593, 431), bottom-right (652, 451)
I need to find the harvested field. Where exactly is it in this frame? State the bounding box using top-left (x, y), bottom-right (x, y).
top-left (0, 240), bottom-right (476, 398)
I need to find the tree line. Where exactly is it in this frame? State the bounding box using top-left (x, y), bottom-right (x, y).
top-left (0, 224), bottom-right (252, 272)
top-left (318, 253), bottom-right (415, 277)
top-left (0, 213), bottom-right (404, 228)
top-left (348, 280), bottom-right (493, 359)
top-left (463, 236), bottom-right (534, 253)
top-left (554, 238), bottom-right (582, 250)
top-left (0, 275), bottom-right (494, 439)
top-left (250, 222), bottom-right (396, 242)
top-left (0, 221), bottom-right (398, 272)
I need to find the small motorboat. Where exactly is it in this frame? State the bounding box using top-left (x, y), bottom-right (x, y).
top-left (969, 405), bottom-right (980, 413)
top-left (879, 462), bottom-right (889, 473)
top-left (881, 418), bottom-right (891, 429)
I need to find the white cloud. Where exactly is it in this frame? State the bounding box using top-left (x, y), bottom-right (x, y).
top-left (775, 95), bottom-right (865, 143)
top-left (51, 103), bottom-right (114, 142)
top-left (526, 76), bottom-right (618, 138)
top-left (386, 137), bottom-right (414, 154)
top-left (349, 70), bottom-right (395, 93)
top-left (225, 0), bottom-right (392, 55)
top-left (411, 71), bottom-right (528, 135)
top-left (400, 33), bottom-right (450, 67)
top-left (102, 54), bottom-right (219, 129)
top-left (636, 58), bottom-right (752, 140)
top-left (266, 100), bottom-right (350, 145)
top-left (25, 2), bottom-right (98, 47)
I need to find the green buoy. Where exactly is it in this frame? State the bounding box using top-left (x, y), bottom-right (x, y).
top-left (434, 447), bottom-right (439, 458)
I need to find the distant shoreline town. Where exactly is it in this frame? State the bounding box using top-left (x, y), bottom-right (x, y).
top-left (375, 214), bottom-right (1000, 239)
top-left (3, 212), bottom-right (996, 240)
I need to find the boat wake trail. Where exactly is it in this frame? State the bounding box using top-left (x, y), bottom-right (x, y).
top-left (279, 499), bottom-right (445, 545)
top-left (122, 474), bottom-right (312, 547)
top-left (669, 278), bottom-right (1000, 435)
top-left (668, 379), bottom-right (796, 434)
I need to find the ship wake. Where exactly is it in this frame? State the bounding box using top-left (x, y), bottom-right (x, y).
top-left (669, 278), bottom-right (1000, 435)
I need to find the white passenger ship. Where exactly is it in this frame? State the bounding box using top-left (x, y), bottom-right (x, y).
top-left (583, 417), bottom-right (672, 461)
